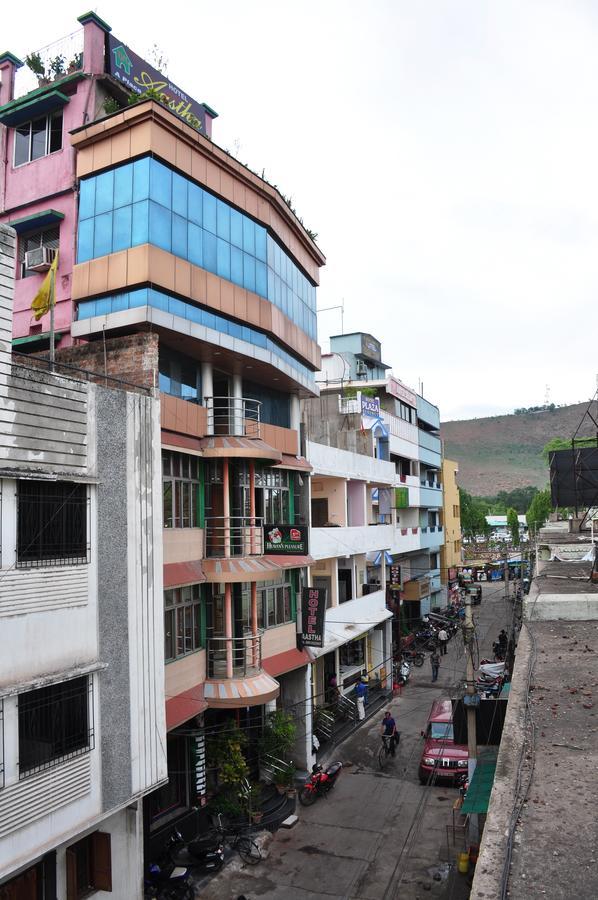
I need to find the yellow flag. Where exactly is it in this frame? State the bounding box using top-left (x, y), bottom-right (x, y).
top-left (31, 250), bottom-right (59, 322)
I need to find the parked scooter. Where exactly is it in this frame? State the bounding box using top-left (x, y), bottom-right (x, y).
top-left (299, 762), bottom-right (342, 806)
top-left (166, 828), bottom-right (225, 874)
top-left (144, 860), bottom-right (194, 900)
top-left (394, 659), bottom-right (411, 686)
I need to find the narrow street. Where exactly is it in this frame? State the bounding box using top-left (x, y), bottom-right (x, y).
top-left (198, 582), bottom-right (513, 900)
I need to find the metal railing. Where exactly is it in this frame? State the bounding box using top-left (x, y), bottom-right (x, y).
top-left (205, 396), bottom-right (261, 437)
top-left (204, 516), bottom-right (264, 558)
top-left (207, 632), bottom-right (263, 679)
top-left (14, 28), bottom-right (84, 99)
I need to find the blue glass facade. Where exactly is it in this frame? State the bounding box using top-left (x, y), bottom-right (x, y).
top-left (77, 287), bottom-right (316, 387)
top-left (77, 157), bottom-right (317, 340)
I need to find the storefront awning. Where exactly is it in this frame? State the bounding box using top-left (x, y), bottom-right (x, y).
top-left (461, 755), bottom-right (498, 815)
top-left (262, 647), bottom-right (310, 677)
top-left (307, 598), bottom-right (392, 659)
top-left (199, 435), bottom-right (282, 463)
top-left (166, 685), bottom-right (207, 730)
top-left (164, 560), bottom-right (206, 588)
top-left (275, 454), bottom-right (312, 472)
top-left (204, 671), bottom-right (279, 708)
top-left (202, 555), bottom-right (312, 582)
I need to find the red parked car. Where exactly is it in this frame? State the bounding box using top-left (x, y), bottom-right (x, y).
top-left (418, 698), bottom-right (468, 785)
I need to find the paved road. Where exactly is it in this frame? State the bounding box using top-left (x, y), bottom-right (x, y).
top-left (197, 582), bottom-right (513, 900)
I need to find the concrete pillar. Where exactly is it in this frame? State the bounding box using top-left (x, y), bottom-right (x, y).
top-left (290, 394), bottom-right (301, 434)
top-left (77, 11), bottom-right (111, 76)
top-left (0, 53), bottom-right (22, 107)
top-left (224, 583), bottom-right (233, 678)
top-left (232, 373), bottom-right (243, 435)
top-left (201, 361), bottom-right (213, 434)
top-left (223, 459), bottom-right (230, 558)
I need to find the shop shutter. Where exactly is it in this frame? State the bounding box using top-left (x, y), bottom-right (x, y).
top-left (91, 832), bottom-right (112, 892)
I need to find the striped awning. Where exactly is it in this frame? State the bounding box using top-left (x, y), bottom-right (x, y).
top-left (275, 454), bottom-right (313, 472)
top-left (199, 435), bottom-right (282, 462)
top-left (164, 560), bottom-right (206, 587)
top-left (204, 671), bottom-right (280, 708)
top-left (202, 555), bottom-right (313, 582)
top-left (166, 685), bottom-right (207, 730)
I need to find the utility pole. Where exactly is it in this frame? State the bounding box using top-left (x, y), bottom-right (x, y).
top-left (504, 543), bottom-right (510, 600)
top-left (463, 592), bottom-right (479, 843)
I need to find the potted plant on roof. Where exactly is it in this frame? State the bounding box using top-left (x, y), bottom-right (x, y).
top-left (67, 51), bottom-right (83, 74)
top-left (49, 55), bottom-right (66, 81)
top-left (25, 52), bottom-right (49, 87)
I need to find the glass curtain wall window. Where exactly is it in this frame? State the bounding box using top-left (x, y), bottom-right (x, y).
top-left (162, 451), bottom-right (201, 528)
top-left (77, 156), bottom-right (318, 340)
top-left (164, 585), bottom-right (203, 661)
top-left (159, 347), bottom-right (202, 404)
top-left (14, 111), bottom-right (63, 167)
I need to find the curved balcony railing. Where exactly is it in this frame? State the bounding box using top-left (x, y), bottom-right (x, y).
top-left (207, 631), bottom-right (263, 679)
top-left (205, 396), bottom-right (261, 438)
top-left (204, 516), bottom-right (264, 558)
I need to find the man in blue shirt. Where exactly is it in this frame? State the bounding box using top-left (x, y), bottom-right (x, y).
top-left (381, 710), bottom-right (398, 756)
top-left (355, 677), bottom-right (368, 720)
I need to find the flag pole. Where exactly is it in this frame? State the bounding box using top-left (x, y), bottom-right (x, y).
top-left (49, 258), bottom-right (55, 370)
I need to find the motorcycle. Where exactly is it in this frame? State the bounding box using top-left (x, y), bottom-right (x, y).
top-left (166, 828), bottom-right (225, 874)
top-left (400, 648), bottom-right (425, 667)
top-left (394, 659), bottom-right (411, 686)
top-left (144, 860), bottom-right (194, 900)
top-left (299, 762), bottom-right (342, 806)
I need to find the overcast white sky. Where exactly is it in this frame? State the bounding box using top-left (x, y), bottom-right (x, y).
top-left (4, 1), bottom-right (598, 420)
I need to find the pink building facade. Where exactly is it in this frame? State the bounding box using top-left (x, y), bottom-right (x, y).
top-left (0, 11), bottom-right (216, 349)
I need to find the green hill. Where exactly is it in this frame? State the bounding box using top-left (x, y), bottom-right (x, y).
top-left (440, 402), bottom-right (594, 497)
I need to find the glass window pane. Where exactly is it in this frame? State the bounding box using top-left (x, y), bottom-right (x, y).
top-left (188, 183), bottom-right (203, 225)
top-left (255, 261), bottom-right (267, 297)
top-left (283, 586), bottom-right (291, 622)
top-left (188, 222), bottom-right (202, 267)
top-left (95, 170), bottom-right (115, 215)
top-left (230, 209), bottom-right (243, 248)
top-left (193, 603), bottom-right (201, 649)
top-left (203, 192), bottom-right (217, 234)
top-left (30, 117), bottom-right (46, 160)
top-left (276, 587), bottom-right (284, 625)
top-left (150, 158), bottom-right (172, 208)
top-left (242, 217), bottom-right (255, 255)
top-left (77, 218), bottom-right (94, 263)
top-left (172, 173), bottom-right (188, 217)
top-left (149, 201), bottom-right (172, 252)
top-left (216, 238), bottom-right (230, 280)
top-left (133, 156), bottom-right (150, 202)
top-left (216, 200), bottom-right (230, 240)
top-left (79, 178), bottom-right (95, 220)
top-left (267, 589), bottom-right (275, 627)
top-left (231, 246), bottom-right (243, 285)
top-left (184, 605), bottom-right (193, 652)
top-left (114, 163), bottom-right (133, 208)
top-left (243, 254), bottom-right (256, 293)
top-left (113, 205), bottom-right (132, 252)
top-left (163, 481), bottom-right (173, 528)
top-left (182, 482), bottom-right (191, 527)
top-left (257, 594), bottom-right (264, 629)
top-left (14, 122), bottom-right (30, 166)
top-left (172, 213), bottom-right (187, 258)
top-left (164, 609), bottom-right (174, 660)
top-left (203, 231), bottom-right (217, 271)
top-left (176, 607), bottom-right (185, 656)
top-left (48, 112), bottom-right (62, 153)
top-left (255, 226), bottom-right (267, 261)
top-left (132, 200), bottom-right (149, 245)
top-left (93, 211), bottom-right (113, 257)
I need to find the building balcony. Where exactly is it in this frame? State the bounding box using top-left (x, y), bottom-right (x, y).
top-left (204, 631), bottom-right (279, 708)
top-left (204, 516), bottom-right (264, 558)
top-left (207, 396), bottom-right (261, 438)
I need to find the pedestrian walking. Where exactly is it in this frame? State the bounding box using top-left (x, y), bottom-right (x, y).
top-left (430, 650), bottom-right (440, 683)
top-left (355, 677), bottom-right (368, 720)
top-left (437, 627), bottom-right (449, 655)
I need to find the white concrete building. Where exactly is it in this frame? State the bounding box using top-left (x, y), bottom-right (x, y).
top-left (0, 224), bottom-right (166, 898)
top-left (303, 332), bottom-right (445, 721)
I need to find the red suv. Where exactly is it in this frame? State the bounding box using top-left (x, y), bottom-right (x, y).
top-left (418, 698), bottom-right (468, 785)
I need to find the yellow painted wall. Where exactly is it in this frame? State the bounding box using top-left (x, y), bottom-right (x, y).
top-left (441, 458), bottom-right (462, 580)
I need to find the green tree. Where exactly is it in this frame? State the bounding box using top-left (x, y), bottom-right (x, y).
top-left (526, 489), bottom-right (552, 533)
top-left (459, 488), bottom-right (489, 538)
top-left (506, 507), bottom-right (520, 546)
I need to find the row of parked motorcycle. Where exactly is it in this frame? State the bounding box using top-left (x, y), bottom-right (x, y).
top-left (393, 606), bottom-right (464, 685)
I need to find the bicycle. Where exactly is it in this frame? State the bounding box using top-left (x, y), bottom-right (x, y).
top-left (378, 733), bottom-right (399, 770)
top-left (223, 828), bottom-right (262, 865)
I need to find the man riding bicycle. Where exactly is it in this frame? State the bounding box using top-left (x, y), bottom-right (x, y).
top-left (381, 710), bottom-right (399, 757)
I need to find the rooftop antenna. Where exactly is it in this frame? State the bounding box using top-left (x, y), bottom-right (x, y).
top-left (317, 300), bottom-right (344, 335)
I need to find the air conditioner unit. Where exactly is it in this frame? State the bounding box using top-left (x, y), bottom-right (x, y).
top-left (25, 246), bottom-right (57, 273)
top-left (355, 360), bottom-right (367, 376)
